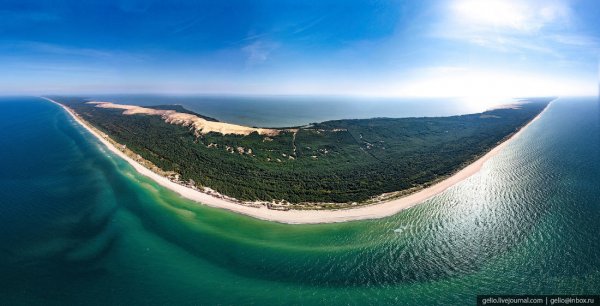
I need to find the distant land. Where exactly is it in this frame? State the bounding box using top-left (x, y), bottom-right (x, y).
top-left (46, 96), bottom-right (551, 216)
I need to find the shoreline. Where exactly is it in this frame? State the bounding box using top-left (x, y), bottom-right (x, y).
top-left (43, 97), bottom-right (551, 224)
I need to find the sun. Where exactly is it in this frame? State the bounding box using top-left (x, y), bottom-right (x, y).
top-left (453, 0), bottom-right (530, 30)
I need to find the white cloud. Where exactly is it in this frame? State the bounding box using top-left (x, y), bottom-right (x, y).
top-left (432, 0), bottom-right (600, 62)
top-left (548, 34), bottom-right (599, 47)
top-left (450, 0), bottom-right (571, 32)
top-left (241, 40), bottom-right (279, 66)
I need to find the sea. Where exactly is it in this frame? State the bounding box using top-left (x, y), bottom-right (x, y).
top-left (90, 94), bottom-right (514, 127)
top-left (0, 96), bottom-right (598, 305)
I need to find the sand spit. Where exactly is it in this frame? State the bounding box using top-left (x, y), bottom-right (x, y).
top-left (44, 97), bottom-right (551, 224)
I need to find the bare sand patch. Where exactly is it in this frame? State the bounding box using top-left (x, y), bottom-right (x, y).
top-left (90, 101), bottom-right (281, 136)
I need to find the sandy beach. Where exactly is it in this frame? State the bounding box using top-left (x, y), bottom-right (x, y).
top-left (43, 97), bottom-right (550, 224)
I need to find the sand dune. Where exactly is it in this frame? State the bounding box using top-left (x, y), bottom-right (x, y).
top-left (91, 101), bottom-right (281, 136)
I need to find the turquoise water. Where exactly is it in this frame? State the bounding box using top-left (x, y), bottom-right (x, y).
top-left (0, 96), bottom-right (598, 305)
top-left (91, 94), bottom-right (512, 127)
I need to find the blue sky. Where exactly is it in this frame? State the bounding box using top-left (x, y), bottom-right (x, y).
top-left (1, 0), bottom-right (599, 97)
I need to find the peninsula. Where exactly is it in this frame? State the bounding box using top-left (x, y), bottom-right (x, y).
top-left (44, 96), bottom-right (552, 223)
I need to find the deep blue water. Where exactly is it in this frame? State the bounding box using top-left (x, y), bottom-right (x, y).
top-left (0, 96), bottom-right (598, 305)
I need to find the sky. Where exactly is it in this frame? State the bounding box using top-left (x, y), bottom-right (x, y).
top-left (1, 0), bottom-right (599, 98)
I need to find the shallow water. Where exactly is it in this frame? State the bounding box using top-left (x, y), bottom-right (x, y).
top-left (0, 96), bottom-right (598, 305)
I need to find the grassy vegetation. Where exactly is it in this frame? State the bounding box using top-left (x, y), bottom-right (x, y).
top-left (53, 96), bottom-right (551, 205)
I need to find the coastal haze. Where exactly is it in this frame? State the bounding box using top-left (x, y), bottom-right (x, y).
top-left (1, 0), bottom-right (600, 305)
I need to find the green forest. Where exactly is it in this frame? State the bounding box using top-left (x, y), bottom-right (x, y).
top-left (53, 96), bottom-right (551, 206)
